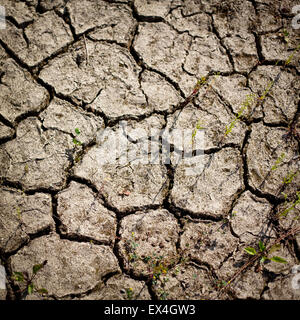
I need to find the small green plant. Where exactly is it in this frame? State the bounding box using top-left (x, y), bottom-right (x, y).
top-left (142, 256), bottom-right (151, 263)
top-left (285, 43), bottom-right (300, 65)
top-left (219, 226), bottom-right (299, 297)
top-left (225, 93), bottom-right (256, 135)
top-left (74, 154), bottom-right (82, 163)
top-left (15, 206), bottom-right (21, 220)
top-left (147, 256), bottom-right (168, 285)
top-left (224, 42), bottom-right (300, 139)
top-left (190, 72), bottom-right (219, 139)
top-left (283, 170), bottom-right (299, 184)
top-left (12, 260), bottom-right (48, 297)
top-left (191, 119), bottom-right (205, 144)
top-left (278, 191), bottom-right (300, 218)
top-left (125, 287), bottom-right (134, 300)
top-left (124, 232), bottom-right (172, 300)
top-left (213, 279), bottom-right (228, 289)
top-left (125, 232), bottom-right (139, 262)
top-left (73, 128), bottom-right (82, 146)
top-left (157, 287), bottom-right (169, 300)
top-left (177, 76), bottom-right (208, 113)
top-left (230, 211), bottom-right (237, 218)
top-left (281, 29), bottom-right (289, 44)
top-left (192, 76), bottom-right (207, 94)
top-left (145, 256), bottom-right (170, 300)
top-left (244, 241), bottom-right (287, 266)
top-left (174, 266), bottom-right (180, 276)
top-left (271, 152), bottom-right (286, 170)
top-left (259, 79), bottom-right (275, 101)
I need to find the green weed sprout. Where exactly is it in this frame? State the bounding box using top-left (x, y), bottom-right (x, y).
top-left (283, 170), bottom-right (299, 184)
top-left (191, 119), bottom-right (205, 144)
top-left (225, 93), bottom-right (256, 135)
top-left (271, 153), bottom-right (286, 171)
top-left (279, 191), bottom-right (300, 218)
top-left (244, 241), bottom-right (287, 265)
top-left (12, 260), bottom-right (48, 297)
top-left (125, 287), bottom-right (134, 300)
top-left (73, 128), bottom-right (82, 146)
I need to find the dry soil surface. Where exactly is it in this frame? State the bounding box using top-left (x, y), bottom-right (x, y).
top-left (0, 0), bottom-right (300, 300)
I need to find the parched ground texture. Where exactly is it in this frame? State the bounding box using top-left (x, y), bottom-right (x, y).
top-left (0, 0), bottom-right (300, 300)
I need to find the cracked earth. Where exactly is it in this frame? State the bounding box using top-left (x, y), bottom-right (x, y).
top-left (0, 0), bottom-right (300, 300)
